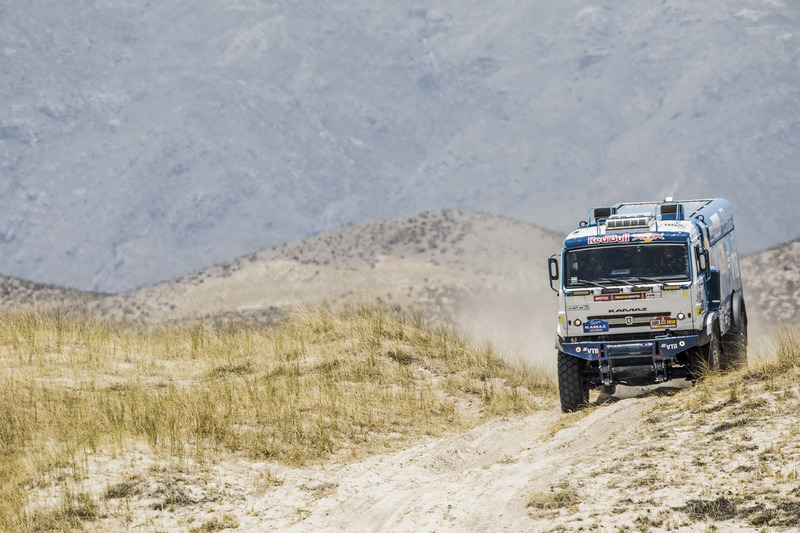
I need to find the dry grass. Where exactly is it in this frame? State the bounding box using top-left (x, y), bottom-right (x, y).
top-left (528, 327), bottom-right (800, 531)
top-left (0, 302), bottom-right (554, 532)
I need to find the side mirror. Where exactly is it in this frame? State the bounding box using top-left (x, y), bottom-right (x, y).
top-left (548, 255), bottom-right (560, 293)
top-left (548, 256), bottom-right (560, 281)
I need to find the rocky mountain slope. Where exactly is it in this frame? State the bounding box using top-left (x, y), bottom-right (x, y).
top-left (0, 274), bottom-right (104, 311)
top-left (740, 238), bottom-right (800, 330)
top-left (2, 1), bottom-right (799, 292)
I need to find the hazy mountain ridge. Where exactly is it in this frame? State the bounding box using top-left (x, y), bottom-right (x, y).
top-left (89, 210), bottom-right (564, 324)
top-left (0, 274), bottom-right (105, 311)
top-left (1, 0), bottom-right (799, 291)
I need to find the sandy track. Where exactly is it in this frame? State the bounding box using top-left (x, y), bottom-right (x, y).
top-left (236, 396), bottom-right (656, 532)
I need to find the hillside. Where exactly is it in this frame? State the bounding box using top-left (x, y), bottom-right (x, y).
top-left (740, 238), bottom-right (800, 330)
top-left (0, 274), bottom-right (104, 310)
top-left (1, 1), bottom-right (799, 292)
top-left (91, 210), bottom-right (558, 314)
top-left (81, 210), bottom-right (564, 375)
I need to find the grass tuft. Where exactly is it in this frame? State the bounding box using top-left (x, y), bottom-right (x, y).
top-left (527, 484), bottom-right (580, 511)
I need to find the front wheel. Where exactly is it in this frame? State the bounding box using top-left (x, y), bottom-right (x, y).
top-left (689, 328), bottom-right (721, 381)
top-left (557, 351), bottom-right (589, 412)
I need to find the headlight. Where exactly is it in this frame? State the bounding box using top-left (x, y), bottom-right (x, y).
top-left (677, 312), bottom-right (686, 321)
top-left (574, 319), bottom-right (582, 326)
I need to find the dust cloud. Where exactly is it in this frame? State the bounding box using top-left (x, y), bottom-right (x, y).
top-left (454, 287), bottom-right (559, 381)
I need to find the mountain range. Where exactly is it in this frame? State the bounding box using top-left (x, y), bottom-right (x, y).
top-left (1, 0), bottom-right (799, 292)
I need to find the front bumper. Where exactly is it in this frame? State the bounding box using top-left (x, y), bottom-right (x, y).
top-left (560, 335), bottom-right (698, 360)
top-left (559, 335), bottom-right (700, 386)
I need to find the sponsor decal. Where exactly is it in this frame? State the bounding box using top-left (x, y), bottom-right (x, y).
top-left (659, 340), bottom-right (686, 355)
top-left (587, 234), bottom-right (630, 245)
top-left (594, 293), bottom-right (661, 302)
top-left (650, 316), bottom-right (678, 329)
top-left (717, 243), bottom-right (728, 274)
top-left (609, 308), bottom-right (647, 313)
top-left (568, 304), bottom-right (590, 311)
top-left (585, 232), bottom-right (668, 245)
top-left (583, 319), bottom-right (609, 333)
top-left (631, 233), bottom-right (666, 243)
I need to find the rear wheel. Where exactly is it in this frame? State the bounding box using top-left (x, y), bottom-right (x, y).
top-left (557, 351), bottom-right (589, 412)
top-left (722, 307), bottom-right (748, 370)
top-left (707, 331), bottom-right (722, 371)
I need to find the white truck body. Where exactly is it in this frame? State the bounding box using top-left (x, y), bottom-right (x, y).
top-left (548, 198), bottom-right (746, 411)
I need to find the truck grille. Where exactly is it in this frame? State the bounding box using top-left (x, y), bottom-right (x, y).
top-left (587, 312), bottom-right (672, 329)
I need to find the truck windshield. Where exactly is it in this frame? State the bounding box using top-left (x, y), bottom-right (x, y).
top-left (565, 244), bottom-right (690, 288)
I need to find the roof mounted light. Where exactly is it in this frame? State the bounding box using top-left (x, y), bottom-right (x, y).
top-left (605, 215), bottom-right (654, 232)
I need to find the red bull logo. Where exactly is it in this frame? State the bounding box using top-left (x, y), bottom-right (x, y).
top-left (587, 234), bottom-right (630, 244)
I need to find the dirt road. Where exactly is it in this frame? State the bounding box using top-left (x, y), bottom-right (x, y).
top-left (235, 396), bottom-right (657, 532)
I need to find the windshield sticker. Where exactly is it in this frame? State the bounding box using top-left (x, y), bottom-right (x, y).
top-left (583, 319), bottom-right (609, 333)
top-left (594, 293), bottom-right (662, 302)
top-left (650, 316), bottom-right (677, 329)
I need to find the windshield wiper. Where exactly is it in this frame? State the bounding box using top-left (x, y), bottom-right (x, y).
top-left (618, 276), bottom-right (662, 285)
top-left (595, 277), bottom-right (624, 285)
top-left (573, 278), bottom-right (608, 289)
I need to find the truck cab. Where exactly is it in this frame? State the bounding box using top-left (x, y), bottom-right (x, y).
top-left (548, 198), bottom-right (747, 412)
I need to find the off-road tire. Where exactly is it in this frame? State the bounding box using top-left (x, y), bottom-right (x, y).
top-left (557, 351), bottom-right (589, 412)
top-left (689, 328), bottom-right (721, 381)
top-left (722, 309), bottom-right (748, 370)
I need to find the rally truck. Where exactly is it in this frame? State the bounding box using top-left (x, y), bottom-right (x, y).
top-left (548, 198), bottom-right (747, 412)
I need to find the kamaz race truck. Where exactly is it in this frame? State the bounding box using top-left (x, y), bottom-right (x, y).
top-left (548, 198), bottom-right (747, 412)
